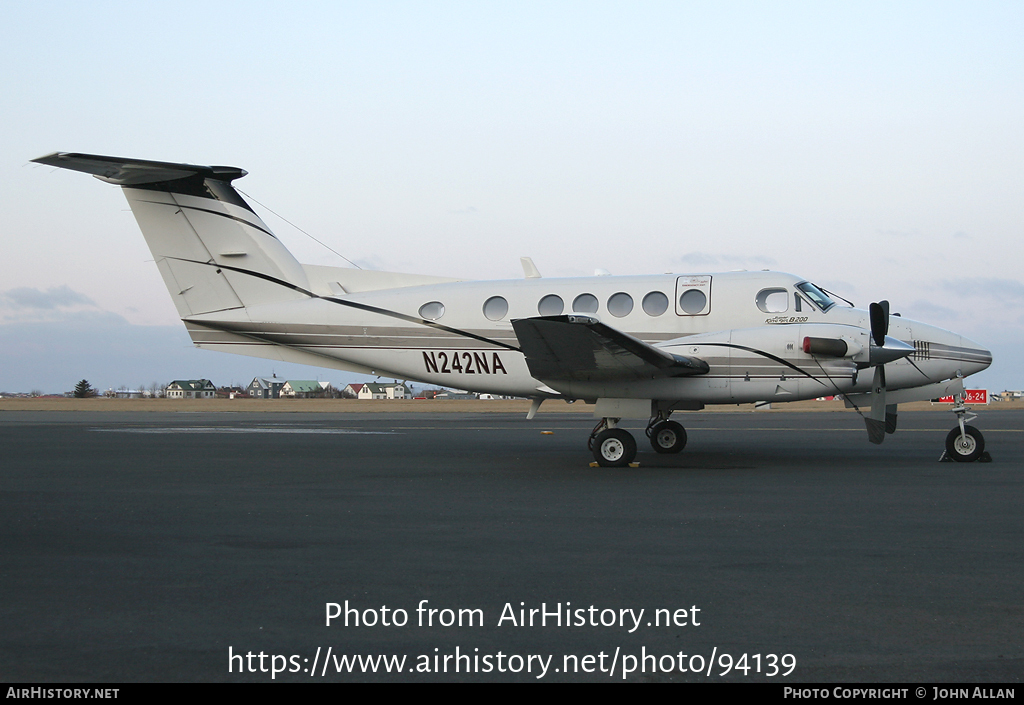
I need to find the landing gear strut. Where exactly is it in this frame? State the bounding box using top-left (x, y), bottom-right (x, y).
top-left (941, 394), bottom-right (989, 463)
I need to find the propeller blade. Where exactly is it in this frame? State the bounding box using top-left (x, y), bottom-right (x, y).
top-left (885, 404), bottom-right (898, 434)
top-left (865, 365), bottom-right (887, 444)
top-left (869, 300), bottom-right (890, 347)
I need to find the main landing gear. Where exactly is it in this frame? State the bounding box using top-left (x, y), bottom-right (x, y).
top-left (589, 412), bottom-right (688, 467)
top-left (941, 395), bottom-right (990, 463)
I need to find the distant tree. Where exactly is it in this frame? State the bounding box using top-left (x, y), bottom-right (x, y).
top-left (73, 380), bottom-right (97, 398)
top-left (30, 389), bottom-right (43, 398)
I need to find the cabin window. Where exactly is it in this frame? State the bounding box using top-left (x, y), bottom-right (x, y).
top-left (573, 293), bottom-right (599, 313)
top-left (642, 291), bottom-right (669, 316)
top-left (679, 289), bottom-right (707, 314)
top-left (482, 296), bottom-right (508, 321)
top-left (538, 294), bottom-right (564, 316)
top-left (755, 288), bottom-right (789, 313)
top-left (674, 275), bottom-right (712, 316)
top-left (607, 292), bottom-right (633, 317)
top-left (419, 301), bottom-right (445, 320)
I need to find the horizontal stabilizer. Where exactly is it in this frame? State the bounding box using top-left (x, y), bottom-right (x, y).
top-left (511, 314), bottom-right (708, 383)
top-left (32, 152), bottom-right (246, 185)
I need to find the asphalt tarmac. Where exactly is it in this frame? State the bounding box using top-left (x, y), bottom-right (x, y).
top-left (2, 409), bottom-right (1022, 682)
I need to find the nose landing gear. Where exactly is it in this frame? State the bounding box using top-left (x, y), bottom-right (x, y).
top-left (940, 395), bottom-right (991, 463)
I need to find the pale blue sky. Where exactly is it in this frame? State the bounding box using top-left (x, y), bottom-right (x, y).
top-left (1, 2), bottom-right (1021, 392)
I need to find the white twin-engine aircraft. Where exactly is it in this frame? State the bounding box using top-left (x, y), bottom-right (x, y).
top-left (34, 152), bottom-right (993, 466)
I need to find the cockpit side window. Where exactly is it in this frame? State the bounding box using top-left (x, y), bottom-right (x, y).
top-left (796, 282), bottom-right (835, 312)
top-left (756, 288), bottom-right (789, 313)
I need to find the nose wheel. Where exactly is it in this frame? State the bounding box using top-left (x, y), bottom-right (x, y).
top-left (940, 395), bottom-right (991, 463)
top-left (944, 425), bottom-right (984, 462)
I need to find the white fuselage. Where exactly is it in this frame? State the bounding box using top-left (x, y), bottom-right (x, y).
top-left (184, 269), bottom-right (990, 405)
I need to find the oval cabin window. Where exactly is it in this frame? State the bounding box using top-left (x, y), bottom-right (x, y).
top-left (573, 293), bottom-right (599, 313)
top-left (679, 289), bottom-right (707, 315)
top-left (418, 301), bottom-right (445, 320)
top-left (607, 292), bottom-right (633, 317)
top-left (642, 291), bottom-right (669, 316)
top-left (482, 296), bottom-right (508, 321)
top-left (538, 294), bottom-right (564, 316)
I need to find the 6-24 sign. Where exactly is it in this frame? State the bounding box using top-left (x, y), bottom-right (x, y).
top-left (937, 389), bottom-right (988, 404)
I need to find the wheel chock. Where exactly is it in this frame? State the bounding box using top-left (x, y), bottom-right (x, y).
top-left (628, 462), bottom-right (640, 468)
top-left (939, 450), bottom-right (992, 463)
top-left (589, 462), bottom-right (599, 467)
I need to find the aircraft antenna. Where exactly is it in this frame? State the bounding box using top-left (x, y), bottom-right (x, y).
top-left (237, 188), bottom-right (362, 269)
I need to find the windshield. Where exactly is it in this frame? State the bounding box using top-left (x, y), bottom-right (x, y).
top-left (796, 282), bottom-right (835, 312)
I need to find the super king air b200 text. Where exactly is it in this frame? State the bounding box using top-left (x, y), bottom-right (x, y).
top-left (34, 152), bottom-right (994, 467)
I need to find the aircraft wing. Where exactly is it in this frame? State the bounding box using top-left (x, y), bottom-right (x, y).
top-left (511, 315), bottom-right (709, 383)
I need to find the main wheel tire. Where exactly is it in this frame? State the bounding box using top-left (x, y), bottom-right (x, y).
top-left (650, 420), bottom-right (687, 454)
top-left (945, 425), bottom-right (985, 462)
top-left (592, 428), bottom-right (637, 467)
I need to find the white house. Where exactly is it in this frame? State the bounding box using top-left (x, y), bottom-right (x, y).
top-left (356, 383), bottom-right (410, 400)
top-left (165, 380), bottom-right (216, 399)
top-left (281, 380), bottom-right (331, 398)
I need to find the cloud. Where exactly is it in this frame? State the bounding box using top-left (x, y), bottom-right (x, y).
top-left (944, 278), bottom-right (1024, 303)
top-left (902, 300), bottom-right (961, 322)
top-left (0, 285), bottom-right (95, 310)
top-left (449, 206), bottom-right (479, 215)
top-left (675, 252), bottom-right (778, 269)
top-left (875, 228), bottom-right (920, 240)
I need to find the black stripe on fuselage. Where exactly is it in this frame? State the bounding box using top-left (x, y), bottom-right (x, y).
top-left (699, 342), bottom-right (829, 387)
top-left (170, 257), bottom-right (521, 352)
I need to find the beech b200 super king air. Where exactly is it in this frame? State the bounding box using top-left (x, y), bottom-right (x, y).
top-left (33, 152), bottom-right (993, 466)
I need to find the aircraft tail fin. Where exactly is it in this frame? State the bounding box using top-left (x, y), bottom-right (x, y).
top-left (32, 152), bottom-right (311, 317)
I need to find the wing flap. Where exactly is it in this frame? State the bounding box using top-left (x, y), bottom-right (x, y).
top-left (511, 315), bottom-right (708, 382)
